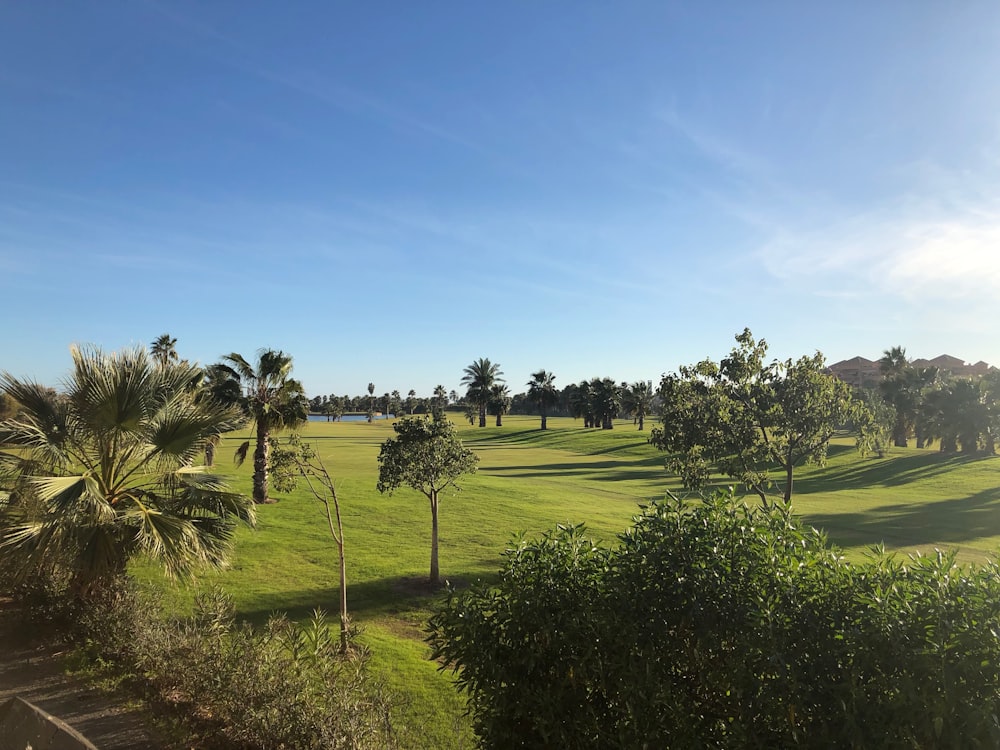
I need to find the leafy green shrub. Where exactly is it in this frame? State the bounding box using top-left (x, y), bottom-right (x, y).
top-left (429, 491), bottom-right (1000, 748)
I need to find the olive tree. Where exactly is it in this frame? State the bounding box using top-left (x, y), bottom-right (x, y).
top-left (649, 329), bottom-right (859, 505)
top-left (376, 416), bottom-right (478, 584)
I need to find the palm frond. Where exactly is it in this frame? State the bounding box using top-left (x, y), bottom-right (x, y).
top-left (234, 440), bottom-right (250, 467)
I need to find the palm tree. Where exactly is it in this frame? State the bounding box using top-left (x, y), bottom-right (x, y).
top-left (527, 370), bottom-right (558, 430)
top-left (625, 380), bottom-right (654, 430)
top-left (150, 333), bottom-right (178, 367)
top-left (367, 382), bottom-right (376, 423)
top-left (570, 380), bottom-right (596, 428)
top-left (878, 346), bottom-right (909, 378)
top-left (461, 358), bottom-right (503, 428)
top-left (433, 385), bottom-right (448, 417)
top-left (879, 347), bottom-right (916, 447)
top-left (0, 346), bottom-right (254, 598)
top-left (218, 350), bottom-right (309, 503)
top-left (489, 383), bottom-right (512, 426)
top-left (592, 378), bottom-right (622, 430)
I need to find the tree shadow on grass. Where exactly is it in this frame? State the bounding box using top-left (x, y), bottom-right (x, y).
top-left (234, 566), bottom-right (504, 627)
top-left (800, 484), bottom-right (1000, 553)
top-left (469, 428), bottom-right (653, 454)
top-left (796, 451), bottom-right (992, 495)
top-left (479, 455), bottom-right (664, 482)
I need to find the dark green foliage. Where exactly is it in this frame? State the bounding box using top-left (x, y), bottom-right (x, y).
top-left (429, 491), bottom-right (1000, 749)
top-left (650, 329), bottom-right (858, 504)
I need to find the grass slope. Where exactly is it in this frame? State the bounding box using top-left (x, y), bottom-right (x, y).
top-left (136, 414), bottom-right (1000, 747)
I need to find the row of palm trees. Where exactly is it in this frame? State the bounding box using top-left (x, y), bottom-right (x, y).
top-left (878, 347), bottom-right (1000, 454)
top-left (459, 358), bottom-right (655, 431)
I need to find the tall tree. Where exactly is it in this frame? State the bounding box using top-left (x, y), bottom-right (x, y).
top-left (150, 333), bottom-right (178, 367)
top-left (376, 416), bottom-right (478, 584)
top-left (650, 329), bottom-right (859, 505)
top-left (0, 346), bottom-right (254, 598)
top-left (527, 370), bottom-right (558, 430)
top-left (367, 382), bottom-right (376, 423)
top-left (489, 383), bottom-right (511, 426)
top-left (461, 358), bottom-right (504, 428)
top-left (219, 350), bottom-right (309, 503)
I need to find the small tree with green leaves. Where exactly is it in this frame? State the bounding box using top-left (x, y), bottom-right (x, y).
top-left (376, 416), bottom-right (478, 584)
top-left (650, 329), bottom-right (859, 505)
top-left (855, 389), bottom-right (895, 458)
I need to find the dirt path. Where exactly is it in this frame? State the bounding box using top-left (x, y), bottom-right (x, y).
top-left (0, 597), bottom-right (168, 749)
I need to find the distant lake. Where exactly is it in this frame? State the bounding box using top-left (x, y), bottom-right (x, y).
top-left (308, 414), bottom-right (395, 422)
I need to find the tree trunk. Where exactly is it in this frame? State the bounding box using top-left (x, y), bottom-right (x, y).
top-left (205, 441), bottom-right (216, 467)
top-left (783, 460), bottom-right (794, 504)
top-left (430, 491), bottom-right (440, 584)
top-left (495, 413), bottom-right (503, 427)
top-left (541, 409), bottom-right (547, 431)
top-left (893, 417), bottom-right (908, 448)
top-left (638, 413), bottom-right (645, 431)
top-left (337, 531), bottom-right (349, 653)
top-left (253, 424), bottom-right (269, 503)
top-left (478, 403), bottom-right (486, 428)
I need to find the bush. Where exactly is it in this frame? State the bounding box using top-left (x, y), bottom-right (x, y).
top-left (68, 583), bottom-right (397, 749)
top-left (429, 490), bottom-right (1000, 748)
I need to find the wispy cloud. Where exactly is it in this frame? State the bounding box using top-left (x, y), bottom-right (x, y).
top-left (657, 108), bottom-right (773, 178)
top-left (756, 199), bottom-right (1000, 301)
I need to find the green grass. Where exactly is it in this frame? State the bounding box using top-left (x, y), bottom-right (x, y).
top-left (136, 414), bottom-right (1000, 747)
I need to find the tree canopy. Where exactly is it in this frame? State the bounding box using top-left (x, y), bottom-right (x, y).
top-left (649, 329), bottom-right (858, 504)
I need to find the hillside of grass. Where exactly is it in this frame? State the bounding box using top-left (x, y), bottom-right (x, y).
top-left (134, 414), bottom-right (1000, 747)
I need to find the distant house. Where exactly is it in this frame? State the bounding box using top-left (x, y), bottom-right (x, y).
top-left (829, 353), bottom-right (995, 387)
top-left (911, 355), bottom-right (994, 378)
top-left (827, 356), bottom-right (881, 389)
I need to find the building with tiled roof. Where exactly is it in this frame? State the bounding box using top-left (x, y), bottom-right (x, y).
top-left (828, 354), bottom-right (995, 387)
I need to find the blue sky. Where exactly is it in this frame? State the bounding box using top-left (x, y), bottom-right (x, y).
top-left (2, 2), bottom-right (999, 398)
